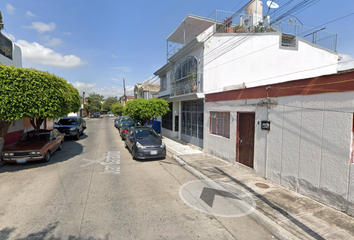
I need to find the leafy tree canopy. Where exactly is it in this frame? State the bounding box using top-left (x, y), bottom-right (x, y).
top-left (124, 98), bottom-right (170, 126)
top-left (0, 64), bottom-right (80, 153)
top-left (0, 64), bottom-right (80, 122)
top-left (111, 102), bottom-right (124, 116)
top-left (102, 96), bottom-right (118, 112)
top-left (85, 96), bottom-right (102, 114)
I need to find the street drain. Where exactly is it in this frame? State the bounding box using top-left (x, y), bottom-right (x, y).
top-left (255, 183), bottom-right (270, 189)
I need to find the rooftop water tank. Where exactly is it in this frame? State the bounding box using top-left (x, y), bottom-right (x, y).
top-left (246, 0), bottom-right (263, 16)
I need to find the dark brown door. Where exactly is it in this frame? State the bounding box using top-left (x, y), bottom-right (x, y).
top-left (236, 112), bottom-right (255, 168)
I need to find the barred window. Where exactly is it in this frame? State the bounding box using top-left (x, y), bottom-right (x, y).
top-left (210, 112), bottom-right (230, 138)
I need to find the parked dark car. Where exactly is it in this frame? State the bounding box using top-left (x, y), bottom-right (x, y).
top-left (54, 116), bottom-right (85, 140)
top-left (2, 129), bottom-right (64, 163)
top-left (114, 117), bottom-right (120, 128)
top-left (120, 122), bottom-right (140, 140)
top-left (125, 126), bottom-right (166, 160)
top-left (93, 112), bottom-right (100, 118)
top-left (117, 116), bottom-right (134, 131)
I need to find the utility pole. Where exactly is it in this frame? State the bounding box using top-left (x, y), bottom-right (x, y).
top-left (82, 91), bottom-right (85, 117)
top-left (111, 78), bottom-right (126, 105)
top-left (123, 78), bottom-right (126, 105)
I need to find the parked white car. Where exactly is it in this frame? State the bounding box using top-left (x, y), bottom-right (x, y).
top-left (108, 113), bottom-right (114, 117)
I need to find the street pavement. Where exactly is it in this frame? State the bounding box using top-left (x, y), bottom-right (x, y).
top-left (163, 137), bottom-right (354, 240)
top-left (0, 116), bottom-right (274, 240)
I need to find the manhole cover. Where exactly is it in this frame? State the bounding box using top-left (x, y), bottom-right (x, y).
top-left (255, 183), bottom-right (270, 189)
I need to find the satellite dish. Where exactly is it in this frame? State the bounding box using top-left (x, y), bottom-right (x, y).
top-left (267, 1), bottom-right (279, 8)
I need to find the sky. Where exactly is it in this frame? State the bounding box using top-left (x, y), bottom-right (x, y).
top-left (1, 0), bottom-right (354, 99)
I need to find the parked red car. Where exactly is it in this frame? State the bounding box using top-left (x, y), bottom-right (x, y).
top-left (2, 129), bottom-right (64, 163)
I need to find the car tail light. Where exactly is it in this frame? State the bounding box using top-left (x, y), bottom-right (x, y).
top-left (124, 129), bottom-right (127, 133)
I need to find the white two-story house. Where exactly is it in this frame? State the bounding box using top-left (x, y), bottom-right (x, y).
top-left (155, 0), bottom-right (354, 217)
top-left (154, 0), bottom-right (338, 150)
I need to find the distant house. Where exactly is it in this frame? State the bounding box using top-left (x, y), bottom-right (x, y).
top-left (134, 81), bottom-right (160, 100)
top-left (119, 95), bottom-right (134, 106)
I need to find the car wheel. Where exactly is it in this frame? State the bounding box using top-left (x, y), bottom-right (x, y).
top-left (132, 147), bottom-right (137, 159)
top-left (58, 142), bottom-right (63, 151)
top-left (43, 151), bottom-right (51, 162)
top-left (124, 142), bottom-right (128, 149)
top-left (81, 129), bottom-right (84, 136)
top-left (76, 132), bottom-right (80, 140)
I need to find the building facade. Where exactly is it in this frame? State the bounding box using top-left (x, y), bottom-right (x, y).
top-left (154, 4), bottom-right (338, 149)
top-left (204, 69), bottom-right (354, 217)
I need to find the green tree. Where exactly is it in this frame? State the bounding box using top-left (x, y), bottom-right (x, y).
top-left (111, 102), bottom-right (124, 116)
top-left (124, 98), bottom-right (170, 126)
top-left (85, 96), bottom-right (102, 114)
top-left (0, 64), bottom-right (80, 154)
top-left (102, 96), bottom-right (118, 112)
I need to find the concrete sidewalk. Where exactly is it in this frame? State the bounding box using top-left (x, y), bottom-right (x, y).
top-left (163, 137), bottom-right (354, 240)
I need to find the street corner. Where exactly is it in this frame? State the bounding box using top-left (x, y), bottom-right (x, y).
top-left (179, 180), bottom-right (256, 218)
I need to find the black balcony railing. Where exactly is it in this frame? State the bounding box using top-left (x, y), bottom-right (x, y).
top-left (0, 32), bottom-right (13, 60)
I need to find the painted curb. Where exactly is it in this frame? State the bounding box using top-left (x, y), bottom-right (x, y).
top-left (172, 154), bottom-right (299, 240)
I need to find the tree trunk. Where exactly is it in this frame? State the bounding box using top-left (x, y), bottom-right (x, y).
top-left (30, 118), bottom-right (45, 131)
top-left (0, 120), bottom-right (12, 159)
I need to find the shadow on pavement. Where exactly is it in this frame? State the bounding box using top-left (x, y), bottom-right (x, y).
top-left (0, 138), bottom-right (84, 174)
top-left (0, 222), bottom-right (112, 240)
top-left (214, 166), bottom-right (325, 240)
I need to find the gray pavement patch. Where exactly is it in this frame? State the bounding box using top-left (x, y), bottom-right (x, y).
top-left (179, 180), bottom-right (256, 218)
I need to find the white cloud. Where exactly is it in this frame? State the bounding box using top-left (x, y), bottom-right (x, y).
top-left (113, 66), bottom-right (132, 72)
top-left (41, 35), bottom-right (64, 46)
top-left (25, 11), bottom-right (36, 18)
top-left (16, 40), bottom-right (87, 68)
top-left (63, 32), bottom-right (71, 35)
top-left (6, 4), bottom-right (15, 14)
top-left (111, 54), bottom-right (117, 58)
top-left (338, 54), bottom-right (354, 71)
top-left (26, 22), bottom-right (56, 33)
top-left (72, 82), bottom-right (134, 99)
top-left (2, 32), bottom-right (15, 41)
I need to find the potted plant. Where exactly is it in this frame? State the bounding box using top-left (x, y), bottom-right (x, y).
top-left (187, 69), bottom-right (197, 92)
top-left (234, 25), bottom-right (244, 33)
top-left (223, 17), bottom-right (233, 33)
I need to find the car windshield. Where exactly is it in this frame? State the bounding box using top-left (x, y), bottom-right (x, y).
top-left (135, 129), bottom-right (159, 139)
top-left (21, 132), bottom-right (50, 142)
top-left (120, 118), bottom-right (132, 123)
top-left (58, 119), bottom-right (78, 125)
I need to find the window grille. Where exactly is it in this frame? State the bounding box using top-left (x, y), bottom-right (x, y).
top-left (210, 112), bottom-right (230, 138)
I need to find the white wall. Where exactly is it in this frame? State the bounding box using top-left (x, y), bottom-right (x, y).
top-left (7, 119), bottom-right (24, 134)
top-left (205, 91), bottom-right (354, 216)
top-left (203, 33), bottom-right (338, 94)
top-left (0, 44), bottom-right (22, 67)
top-left (204, 99), bottom-right (267, 175)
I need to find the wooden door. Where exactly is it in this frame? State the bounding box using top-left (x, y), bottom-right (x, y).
top-left (236, 112), bottom-right (255, 168)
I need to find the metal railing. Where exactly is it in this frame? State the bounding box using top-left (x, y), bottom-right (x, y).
top-left (170, 73), bottom-right (198, 97)
top-left (272, 22), bottom-right (337, 52)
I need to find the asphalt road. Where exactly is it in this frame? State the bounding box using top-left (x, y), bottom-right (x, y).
top-left (0, 116), bottom-right (273, 240)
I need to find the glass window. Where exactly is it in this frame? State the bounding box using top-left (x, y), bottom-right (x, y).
top-left (162, 102), bottom-right (173, 131)
top-left (210, 112), bottom-right (230, 139)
